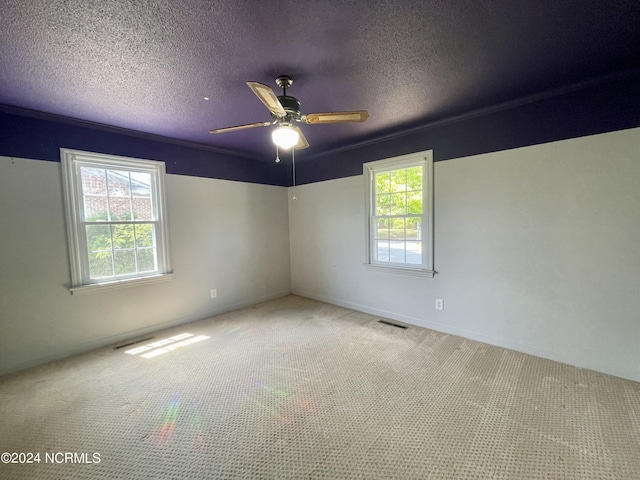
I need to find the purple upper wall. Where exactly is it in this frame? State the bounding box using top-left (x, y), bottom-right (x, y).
top-left (1, 70), bottom-right (639, 186)
top-left (294, 72), bottom-right (640, 184)
top-left (0, 108), bottom-right (289, 186)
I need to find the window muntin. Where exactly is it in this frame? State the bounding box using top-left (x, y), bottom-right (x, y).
top-left (79, 166), bottom-right (157, 279)
top-left (61, 149), bottom-right (172, 291)
top-left (364, 151), bottom-right (434, 276)
top-left (373, 165), bottom-right (423, 265)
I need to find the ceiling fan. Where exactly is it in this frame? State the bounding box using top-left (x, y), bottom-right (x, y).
top-left (209, 75), bottom-right (369, 150)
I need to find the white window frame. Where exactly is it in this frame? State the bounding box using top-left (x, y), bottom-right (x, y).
top-left (61, 148), bottom-right (173, 295)
top-left (364, 150), bottom-right (434, 277)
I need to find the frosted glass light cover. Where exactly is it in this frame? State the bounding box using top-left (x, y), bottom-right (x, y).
top-left (272, 126), bottom-right (299, 149)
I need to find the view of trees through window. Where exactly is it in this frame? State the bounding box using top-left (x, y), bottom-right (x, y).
top-left (374, 166), bottom-right (423, 264)
top-left (81, 167), bottom-right (157, 279)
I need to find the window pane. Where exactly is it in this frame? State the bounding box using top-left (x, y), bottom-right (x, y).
top-left (107, 170), bottom-right (131, 197)
top-left (376, 171), bottom-right (390, 194)
top-left (83, 196), bottom-right (109, 221)
top-left (114, 249), bottom-right (136, 275)
top-left (85, 225), bottom-right (111, 252)
top-left (376, 194), bottom-right (391, 216)
top-left (80, 167), bottom-right (107, 195)
top-left (406, 241), bottom-right (422, 265)
top-left (135, 224), bottom-right (154, 247)
top-left (109, 197), bottom-right (132, 221)
top-left (406, 218), bottom-right (421, 240)
top-left (132, 197), bottom-right (153, 220)
top-left (390, 169), bottom-right (406, 191)
top-left (111, 224), bottom-right (135, 249)
top-left (88, 252), bottom-right (113, 279)
top-left (376, 218), bottom-right (389, 239)
top-left (376, 240), bottom-right (390, 262)
top-left (390, 192), bottom-right (406, 215)
top-left (389, 241), bottom-right (406, 263)
top-left (406, 166), bottom-right (422, 191)
top-left (389, 217), bottom-right (405, 240)
top-left (130, 172), bottom-right (151, 197)
top-left (137, 248), bottom-right (156, 272)
top-left (407, 191), bottom-right (422, 214)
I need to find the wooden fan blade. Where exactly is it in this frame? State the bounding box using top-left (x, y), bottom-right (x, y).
top-left (209, 121), bottom-right (271, 134)
top-left (246, 82), bottom-right (286, 117)
top-left (292, 126), bottom-right (309, 149)
top-left (302, 110), bottom-right (369, 124)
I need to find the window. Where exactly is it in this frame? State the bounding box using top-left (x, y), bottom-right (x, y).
top-left (364, 150), bottom-right (434, 277)
top-left (61, 149), bottom-right (172, 294)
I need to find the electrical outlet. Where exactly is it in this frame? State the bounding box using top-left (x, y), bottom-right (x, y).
top-left (210, 289), bottom-right (217, 299)
top-left (435, 298), bottom-right (444, 310)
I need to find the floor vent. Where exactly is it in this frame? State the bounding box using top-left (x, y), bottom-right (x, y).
top-left (378, 320), bottom-right (408, 329)
top-left (113, 337), bottom-right (154, 350)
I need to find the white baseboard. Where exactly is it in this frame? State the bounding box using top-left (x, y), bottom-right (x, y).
top-left (1, 290), bottom-right (291, 377)
top-left (292, 289), bottom-right (428, 327)
top-left (291, 289), bottom-right (639, 383)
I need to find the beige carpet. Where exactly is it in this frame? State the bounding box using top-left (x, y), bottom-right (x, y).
top-left (1, 295), bottom-right (639, 479)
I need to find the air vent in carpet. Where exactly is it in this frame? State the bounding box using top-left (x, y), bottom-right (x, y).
top-left (378, 320), bottom-right (408, 329)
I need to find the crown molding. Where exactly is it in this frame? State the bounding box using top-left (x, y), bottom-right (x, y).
top-left (302, 68), bottom-right (640, 161)
top-left (3, 67), bottom-right (639, 164)
top-left (0, 104), bottom-right (260, 161)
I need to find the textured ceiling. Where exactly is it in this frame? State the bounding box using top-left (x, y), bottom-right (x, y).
top-left (1, 0), bottom-right (640, 161)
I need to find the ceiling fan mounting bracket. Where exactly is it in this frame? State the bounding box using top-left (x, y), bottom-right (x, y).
top-left (275, 75), bottom-right (293, 90)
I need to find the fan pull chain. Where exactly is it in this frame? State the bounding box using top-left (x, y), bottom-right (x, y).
top-left (292, 148), bottom-right (297, 200)
top-left (275, 144), bottom-right (280, 163)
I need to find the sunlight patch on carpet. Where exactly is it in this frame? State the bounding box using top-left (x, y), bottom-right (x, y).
top-left (124, 333), bottom-right (210, 358)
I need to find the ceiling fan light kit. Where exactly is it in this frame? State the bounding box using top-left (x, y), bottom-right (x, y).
top-left (272, 125), bottom-right (299, 149)
top-left (209, 75), bottom-right (369, 152)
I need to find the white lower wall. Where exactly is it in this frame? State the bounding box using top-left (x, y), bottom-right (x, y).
top-left (289, 128), bottom-right (640, 382)
top-left (0, 156), bottom-right (291, 376)
top-left (4, 128), bottom-right (639, 381)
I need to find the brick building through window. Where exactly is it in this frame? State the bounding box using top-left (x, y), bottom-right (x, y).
top-left (81, 168), bottom-right (152, 221)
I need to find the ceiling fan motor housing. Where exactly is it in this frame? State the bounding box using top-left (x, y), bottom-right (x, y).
top-left (277, 95), bottom-right (301, 117)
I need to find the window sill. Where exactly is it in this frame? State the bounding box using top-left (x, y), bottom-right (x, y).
top-left (69, 273), bottom-right (174, 296)
top-left (363, 263), bottom-right (435, 278)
